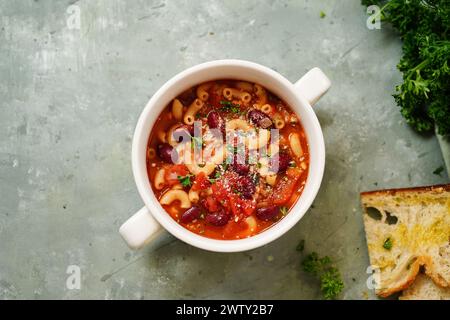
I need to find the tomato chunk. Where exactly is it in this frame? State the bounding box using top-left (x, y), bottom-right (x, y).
top-left (192, 172), bottom-right (210, 191)
top-left (271, 168), bottom-right (301, 205)
top-left (209, 92), bottom-right (223, 109)
top-left (202, 196), bottom-right (219, 213)
top-left (164, 164), bottom-right (189, 186)
top-left (211, 172), bottom-right (256, 219)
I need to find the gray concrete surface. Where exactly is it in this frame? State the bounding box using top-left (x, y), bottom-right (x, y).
top-left (0, 0), bottom-right (448, 300)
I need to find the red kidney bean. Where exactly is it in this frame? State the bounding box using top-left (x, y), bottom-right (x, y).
top-left (236, 175), bottom-right (256, 199)
top-left (247, 109), bottom-right (273, 129)
top-left (157, 143), bottom-right (176, 163)
top-left (205, 209), bottom-right (230, 226)
top-left (178, 88), bottom-right (197, 106)
top-left (256, 206), bottom-right (280, 221)
top-left (233, 163), bottom-right (250, 176)
top-left (208, 111), bottom-right (225, 139)
top-left (271, 152), bottom-right (291, 173)
top-left (232, 155), bottom-right (250, 175)
top-left (207, 111), bottom-right (225, 133)
top-left (180, 206), bottom-right (201, 224)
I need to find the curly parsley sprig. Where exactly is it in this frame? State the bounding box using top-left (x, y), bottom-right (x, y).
top-left (297, 240), bottom-right (345, 300)
top-left (362, 0), bottom-right (450, 135)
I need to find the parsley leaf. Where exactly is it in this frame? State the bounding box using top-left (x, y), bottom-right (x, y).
top-left (220, 100), bottom-right (242, 114)
top-left (321, 268), bottom-right (344, 300)
top-left (362, 0), bottom-right (450, 136)
top-left (177, 175), bottom-right (193, 187)
top-left (383, 237), bottom-right (393, 250)
top-left (301, 251), bottom-right (344, 300)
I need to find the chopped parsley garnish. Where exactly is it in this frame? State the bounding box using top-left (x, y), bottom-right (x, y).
top-left (280, 206), bottom-right (288, 216)
top-left (208, 171), bottom-right (221, 184)
top-left (289, 161), bottom-right (297, 168)
top-left (301, 251), bottom-right (344, 300)
top-left (220, 100), bottom-right (242, 114)
top-left (383, 237), bottom-right (393, 251)
top-left (195, 113), bottom-right (204, 119)
top-left (209, 164), bottom-right (228, 183)
top-left (361, 0), bottom-right (450, 136)
top-left (177, 174), bottom-right (193, 187)
top-left (220, 100), bottom-right (233, 107)
top-left (433, 166), bottom-right (444, 176)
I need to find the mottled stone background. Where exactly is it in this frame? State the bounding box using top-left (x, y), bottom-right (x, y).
top-left (0, 0), bottom-right (448, 299)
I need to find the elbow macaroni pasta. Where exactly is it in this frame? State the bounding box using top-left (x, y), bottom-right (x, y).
top-left (167, 124), bottom-right (190, 146)
top-left (154, 168), bottom-right (165, 190)
top-left (226, 119), bottom-right (252, 131)
top-left (171, 99), bottom-right (184, 121)
top-left (147, 147), bottom-right (156, 159)
top-left (160, 189), bottom-right (191, 208)
top-left (226, 119), bottom-right (270, 150)
top-left (196, 82), bottom-right (213, 101)
top-left (273, 113), bottom-right (285, 129)
top-left (223, 88), bottom-right (252, 104)
top-left (157, 130), bottom-right (167, 143)
top-left (236, 216), bottom-right (257, 238)
top-left (188, 188), bottom-right (200, 203)
top-left (186, 162), bottom-right (216, 176)
top-left (289, 132), bottom-right (303, 157)
top-left (261, 104), bottom-right (272, 114)
top-left (184, 98), bottom-right (204, 125)
top-left (254, 84), bottom-right (267, 105)
top-left (265, 174), bottom-right (277, 186)
top-left (235, 81), bottom-right (253, 92)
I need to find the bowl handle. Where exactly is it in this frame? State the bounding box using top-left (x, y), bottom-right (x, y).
top-left (119, 206), bottom-right (164, 249)
top-left (294, 67), bottom-right (331, 106)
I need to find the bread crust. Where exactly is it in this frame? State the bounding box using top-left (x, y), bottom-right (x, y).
top-left (425, 261), bottom-right (449, 288)
top-left (400, 273), bottom-right (450, 300)
top-left (377, 256), bottom-right (429, 297)
top-left (361, 183), bottom-right (450, 196)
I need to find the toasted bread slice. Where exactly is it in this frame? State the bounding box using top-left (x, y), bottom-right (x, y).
top-left (400, 273), bottom-right (450, 300)
top-left (360, 184), bottom-right (450, 297)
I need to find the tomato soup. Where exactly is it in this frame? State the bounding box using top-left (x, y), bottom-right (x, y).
top-left (146, 80), bottom-right (309, 240)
